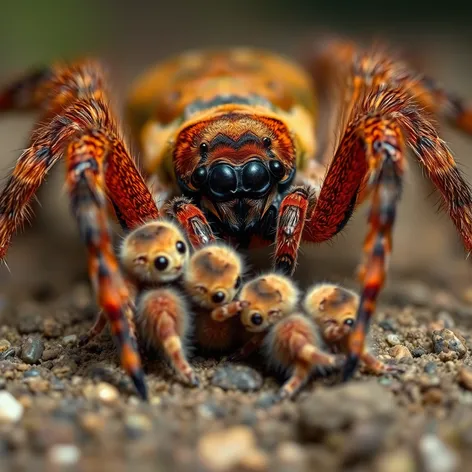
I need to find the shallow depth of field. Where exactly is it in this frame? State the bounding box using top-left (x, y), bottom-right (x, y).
top-left (0, 2), bottom-right (471, 471)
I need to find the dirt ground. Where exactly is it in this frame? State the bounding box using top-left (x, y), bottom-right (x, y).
top-left (1, 259), bottom-right (472, 472)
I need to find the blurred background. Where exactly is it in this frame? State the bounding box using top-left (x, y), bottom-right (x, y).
top-left (0, 0), bottom-right (471, 296)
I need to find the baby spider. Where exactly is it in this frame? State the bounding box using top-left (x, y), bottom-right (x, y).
top-left (82, 219), bottom-right (199, 386)
top-left (182, 243), bottom-right (244, 353)
top-left (304, 283), bottom-right (400, 375)
top-left (212, 273), bottom-right (299, 360)
top-left (263, 313), bottom-right (341, 399)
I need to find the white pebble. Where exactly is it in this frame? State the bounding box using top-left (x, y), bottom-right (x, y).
top-left (0, 391), bottom-right (24, 423)
top-left (96, 382), bottom-right (119, 405)
top-left (62, 334), bottom-right (77, 344)
top-left (419, 433), bottom-right (458, 472)
top-left (386, 334), bottom-right (401, 346)
top-left (48, 444), bottom-right (81, 466)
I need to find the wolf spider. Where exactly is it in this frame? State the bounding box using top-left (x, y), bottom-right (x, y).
top-left (0, 38), bottom-right (471, 399)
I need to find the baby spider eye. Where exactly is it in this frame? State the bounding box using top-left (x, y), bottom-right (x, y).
top-left (250, 313), bottom-right (264, 326)
top-left (199, 142), bottom-right (209, 155)
top-left (344, 318), bottom-right (355, 327)
top-left (262, 137), bottom-right (271, 148)
top-left (211, 291), bottom-right (226, 304)
top-left (191, 166), bottom-right (208, 188)
top-left (234, 276), bottom-right (242, 289)
top-left (154, 256), bottom-right (169, 271)
top-left (176, 240), bottom-right (187, 254)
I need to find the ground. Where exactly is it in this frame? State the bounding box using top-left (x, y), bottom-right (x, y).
top-left (1, 269), bottom-right (472, 472)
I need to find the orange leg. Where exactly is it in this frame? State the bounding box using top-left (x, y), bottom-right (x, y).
top-left (165, 197), bottom-right (216, 248)
top-left (0, 61), bottom-right (159, 261)
top-left (273, 187), bottom-right (312, 275)
top-left (211, 300), bottom-right (249, 322)
top-left (67, 131), bottom-right (147, 398)
top-left (137, 288), bottom-right (199, 387)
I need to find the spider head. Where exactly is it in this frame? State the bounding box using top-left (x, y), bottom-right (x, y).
top-left (183, 243), bottom-right (243, 309)
top-left (120, 220), bottom-right (189, 285)
top-left (173, 106), bottom-right (296, 236)
top-left (239, 273), bottom-right (299, 332)
top-left (303, 283), bottom-right (359, 340)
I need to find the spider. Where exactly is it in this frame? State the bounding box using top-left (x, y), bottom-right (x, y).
top-left (0, 39), bottom-right (471, 399)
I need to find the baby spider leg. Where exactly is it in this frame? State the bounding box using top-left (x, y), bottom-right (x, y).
top-left (0, 61), bottom-right (168, 399)
top-left (264, 313), bottom-right (340, 399)
top-left (136, 287), bottom-right (198, 386)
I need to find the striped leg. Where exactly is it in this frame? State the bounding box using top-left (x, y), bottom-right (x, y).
top-left (67, 130), bottom-right (147, 399)
top-left (0, 61), bottom-right (159, 260)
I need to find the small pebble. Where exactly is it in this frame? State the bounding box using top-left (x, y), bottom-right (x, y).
top-left (412, 347), bottom-right (425, 358)
top-left (124, 414), bottom-right (153, 439)
top-left (62, 334), bottom-right (78, 345)
top-left (23, 368), bottom-right (41, 378)
top-left (198, 426), bottom-right (257, 472)
top-left (390, 345), bottom-right (412, 360)
top-left (418, 433), bottom-right (458, 472)
top-left (379, 319), bottom-right (397, 332)
top-left (386, 334), bottom-right (401, 346)
top-left (424, 362), bottom-right (437, 374)
top-left (0, 339), bottom-right (11, 353)
top-left (458, 366), bottom-right (472, 390)
top-left (0, 391), bottom-right (24, 423)
top-left (96, 382), bottom-right (119, 405)
top-left (20, 337), bottom-right (44, 364)
top-left (42, 348), bottom-right (61, 361)
top-left (432, 329), bottom-right (467, 359)
top-left (211, 364), bottom-right (263, 392)
top-left (47, 444), bottom-right (81, 466)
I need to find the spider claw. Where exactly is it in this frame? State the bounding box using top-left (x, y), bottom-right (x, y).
top-left (130, 369), bottom-right (149, 401)
top-left (342, 353), bottom-right (360, 382)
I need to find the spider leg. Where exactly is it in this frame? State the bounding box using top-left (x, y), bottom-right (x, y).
top-left (136, 287), bottom-right (199, 387)
top-left (0, 61), bottom-right (159, 260)
top-left (227, 332), bottom-right (266, 362)
top-left (67, 130), bottom-right (147, 398)
top-left (165, 197), bottom-right (216, 248)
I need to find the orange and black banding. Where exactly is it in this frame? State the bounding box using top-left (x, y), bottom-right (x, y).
top-left (66, 131), bottom-right (147, 399)
top-left (274, 186), bottom-right (312, 275)
top-left (0, 61), bottom-right (159, 261)
top-left (137, 288), bottom-right (198, 386)
top-left (343, 123), bottom-right (404, 381)
top-left (166, 197), bottom-right (216, 247)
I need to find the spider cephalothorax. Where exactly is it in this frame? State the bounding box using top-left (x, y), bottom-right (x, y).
top-left (0, 41), bottom-right (471, 399)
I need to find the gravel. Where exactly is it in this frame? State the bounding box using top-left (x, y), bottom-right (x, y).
top-left (0, 278), bottom-right (471, 471)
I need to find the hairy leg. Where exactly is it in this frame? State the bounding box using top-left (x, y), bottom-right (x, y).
top-left (0, 61), bottom-right (159, 261)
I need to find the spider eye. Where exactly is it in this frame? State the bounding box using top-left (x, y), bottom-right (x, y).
top-left (262, 137), bottom-right (271, 148)
top-left (199, 142), bottom-right (209, 155)
top-left (211, 291), bottom-right (226, 304)
top-left (154, 256), bottom-right (169, 271)
top-left (234, 276), bottom-right (242, 290)
top-left (176, 240), bottom-right (187, 254)
top-left (344, 318), bottom-right (355, 327)
top-left (191, 166), bottom-right (208, 188)
top-left (250, 313), bottom-right (264, 326)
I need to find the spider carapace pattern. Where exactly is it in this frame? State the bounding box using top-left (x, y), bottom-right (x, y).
top-left (0, 38), bottom-right (472, 400)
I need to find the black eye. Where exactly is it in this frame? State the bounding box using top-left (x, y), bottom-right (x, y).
top-left (234, 276), bottom-right (242, 289)
top-left (200, 142), bottom-right (208, 155)
top-left (344, 318), bottom-right (355, 327)
top-left (176, 241), bottom-right (186, 254)
top-left (191, 166), bottom-right (208, 188)
top-left (269, 160), bottom-right (285, 180)
top-left (154, 256), bottom-right (169, 271)
top-left (250, 313), bottom-right (263, 326)
top-left (262, 137), bottom-right (271, 148)
top-left (211, 291), bottom-right (226, 304)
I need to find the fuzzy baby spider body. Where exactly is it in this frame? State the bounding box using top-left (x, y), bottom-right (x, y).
top-left (304, 283), bottom-right (399, 375)
top-left (212, 273), bottom-right (299, 360)
top-left (264, 313), bottom-right (340, 399)
top-left (183, 243), bottom-right (245, 352)
top-left (1, 40), bottom-right (472, 397)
